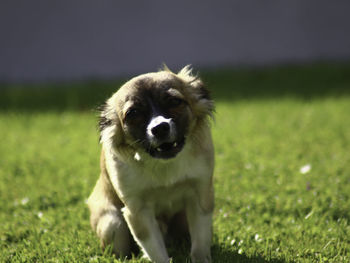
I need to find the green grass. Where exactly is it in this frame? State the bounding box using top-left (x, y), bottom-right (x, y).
top-left (1, 63), bottom-right (350, 262)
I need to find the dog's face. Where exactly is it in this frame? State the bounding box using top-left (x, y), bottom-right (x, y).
top-left (121, 77), bottom-right (191, 159)
top-left (99, 66), bottom-right (214, 160)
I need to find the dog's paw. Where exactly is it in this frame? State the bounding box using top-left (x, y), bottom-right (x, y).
top-left (96, 211), bottom-right (131, 257)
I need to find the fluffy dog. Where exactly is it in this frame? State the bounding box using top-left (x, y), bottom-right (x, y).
top-left (88, 66), bottom-right (215, 263)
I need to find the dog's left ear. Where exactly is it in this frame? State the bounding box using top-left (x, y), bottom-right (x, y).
top-left (98, 101), bottom-right (124, 147)
top-left (177, 65), bottom-right (215, 120)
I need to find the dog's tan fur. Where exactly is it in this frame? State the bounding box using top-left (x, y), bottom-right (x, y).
top-left (88, 66), bottom-right (214, 263)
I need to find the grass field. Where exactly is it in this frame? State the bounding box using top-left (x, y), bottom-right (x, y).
top-left (1, 63), bottom-right (350, 262)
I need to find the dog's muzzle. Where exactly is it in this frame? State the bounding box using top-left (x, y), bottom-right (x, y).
top-left (146, 116), bottom-right (185, 159)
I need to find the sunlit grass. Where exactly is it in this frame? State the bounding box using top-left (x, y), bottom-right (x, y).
top-left (1, 63), bottom-right (350, 262)
top-left (213, 97), bottom-right (350, 262)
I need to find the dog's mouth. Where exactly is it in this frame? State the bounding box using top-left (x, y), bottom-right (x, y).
top-left (147, 137), bottom-right (185, 159)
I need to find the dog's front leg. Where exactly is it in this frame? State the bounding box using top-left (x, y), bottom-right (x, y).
top-left (186, 183), bottom-right (214, 263)
top-left (123, 207), bottom-right (170, 263)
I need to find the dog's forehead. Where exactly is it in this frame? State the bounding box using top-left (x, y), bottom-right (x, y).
top-left (135, 72), bottom-right (183, 91)
top-left (120, 72), bottom-right (184, 102)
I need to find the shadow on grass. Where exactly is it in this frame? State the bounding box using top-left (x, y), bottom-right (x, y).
top-left (166, 243), bottom-right (289, 263)
top-left (164, 238), bottom-right (289, 263)
top-left (205, 62), bottom-right (350, 102)
top-left (210, 244), bottom-right (289, 263)
top-left (0, 79), bottom-right (126, 112)
top-left (0, 62), bottom-right (349, 112)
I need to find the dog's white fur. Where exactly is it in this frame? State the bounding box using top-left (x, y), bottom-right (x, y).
top-left (88, 66), bottom-right (214, 263)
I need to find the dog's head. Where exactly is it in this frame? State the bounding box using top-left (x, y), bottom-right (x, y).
top-left (99, 66), bottom-right (214, 160)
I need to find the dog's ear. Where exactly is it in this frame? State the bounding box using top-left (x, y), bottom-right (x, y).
top-left (98, 100), bottom-right (124, 147)
top-left (177, 65), bottom-right (214, 120)
top-left (98, 103), bottom-right (112, 134)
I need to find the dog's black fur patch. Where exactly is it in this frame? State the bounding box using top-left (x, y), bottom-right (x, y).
top-left (198, 85), bottom-right (211, 101)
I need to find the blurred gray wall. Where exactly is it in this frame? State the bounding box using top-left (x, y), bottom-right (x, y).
top-left (1, 0), bottom-right (350, 82)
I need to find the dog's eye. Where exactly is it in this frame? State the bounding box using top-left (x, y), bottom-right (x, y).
top-left (125, 108), bottom-right (141, 120)
top-left (168, 97), bottom-right (184, 107)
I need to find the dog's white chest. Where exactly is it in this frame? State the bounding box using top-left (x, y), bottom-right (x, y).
top-left (107, 146), bottom-right (209, 214)
top-left (143, 178), bottom-right (195, 215)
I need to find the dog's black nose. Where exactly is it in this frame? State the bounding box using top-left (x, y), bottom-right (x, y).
top-left (151, 122), bottom-right (170, 139)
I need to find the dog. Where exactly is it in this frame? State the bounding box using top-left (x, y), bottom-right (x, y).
top-left (88, 66), bottom-right (215, 263)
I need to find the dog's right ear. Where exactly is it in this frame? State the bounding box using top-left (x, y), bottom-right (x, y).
top-left (177, 65), bottom-right (215, 121)
top-left (98, 100), bottom-right (124, 147)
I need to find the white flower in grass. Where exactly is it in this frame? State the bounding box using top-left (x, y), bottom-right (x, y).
top-left (21, 197), bottom-right (29, 205)
top-left (89, 256), bottom-right (98, 262)
top-left (238, 248), bottom-right (243, 254)
top-left (245, 163), bottom-right (252, 170)
top-left (300, 164), bottom-right (311, 174)
top-left (37, 211), bottom-right (43, 219)
top-left (230, 239), bottom-right (236, 245)
top-left (254, 234), bottom-right (263, 242)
